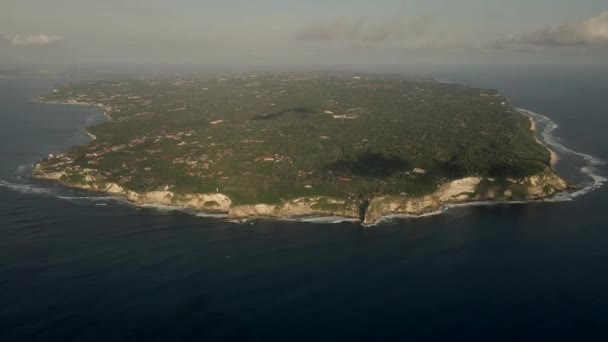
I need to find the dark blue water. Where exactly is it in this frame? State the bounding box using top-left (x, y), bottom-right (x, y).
top-left (1, 68), bottom-right (608, 341)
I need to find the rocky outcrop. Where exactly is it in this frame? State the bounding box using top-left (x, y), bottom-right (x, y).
top-left (31, 166), bottom-right (569, 225)
top-left (510, 171), bottom-right (568, 199)
top-left (127, 191), bottom-right (232, 212)
top-left (229, 197), bottom-right (359, 219)
top-left (363, 169), bottom-right (568, 224)
top-left (33, 170), bottom-right (232, 212)
top-left (32, 170), bottom-right (66, 180)
top-left (437, 177), bottom-right (482, 201)
top-left (364, 178), bottom-right (483, 225)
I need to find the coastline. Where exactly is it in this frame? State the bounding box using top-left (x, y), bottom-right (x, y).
top-left (528, 115), bottom-right (558, 169)
top-left (32, 98), bottom-right (107, 148)
top-left (33, 98), bottom-right (114, 121)
top-left (32, 168), bottom-right (569, 225)
top-left (29, 98), bottom-right (571, 225)
top-left (85, 130), bottom-right (97, 140)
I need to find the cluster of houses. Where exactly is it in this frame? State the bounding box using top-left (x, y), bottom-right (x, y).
top-left (42, 153), bottom-right (74, 170)
top-left (85, 143), bottom-right (126, 161)
top-left (41, 73), bottom-right (428, 194)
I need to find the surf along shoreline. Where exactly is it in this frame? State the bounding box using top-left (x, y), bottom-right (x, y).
top-left (32, 97), bottom-right (112, 141)
top-left (30, 97), bottom-right (576, 225)
top-left (528, 115), bottom-right (558, 169)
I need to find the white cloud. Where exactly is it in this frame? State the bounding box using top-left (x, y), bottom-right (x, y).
top-left (1, 34), bottom-right (63, 47)
top-left (493, 11), bottom-right (608, 48)
top-left (293, 15), bottom-right (432, 43)
top-left (573, 11), bottom-right (608, 44)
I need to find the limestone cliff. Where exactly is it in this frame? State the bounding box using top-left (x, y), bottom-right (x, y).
top-left (32, 165), bottom-right (569, 225)
top-left (32, 170), bottom-right (231, 213)
top-left (126, 191), bottom-right (232, 212)
top-left (364, 169), bottom-right (568, 224)
top-left (229, 197), bottom-right (360, 219)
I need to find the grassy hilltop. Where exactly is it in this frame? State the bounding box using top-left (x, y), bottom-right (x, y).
top-left (37, 73), bottom-right (550, 205)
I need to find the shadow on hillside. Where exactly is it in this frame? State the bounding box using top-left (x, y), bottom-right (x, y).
top-left (327, 150), bottom-right (409, 178)
top-left (253, 107), bottom-right (316, 120)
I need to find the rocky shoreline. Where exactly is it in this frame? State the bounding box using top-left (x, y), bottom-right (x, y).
top-left (32, 166), bottom-right (569, 224)
top-left (31, 98), bottom-right (571, 224)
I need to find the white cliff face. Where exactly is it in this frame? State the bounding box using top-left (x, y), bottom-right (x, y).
top-left (229, 197), bottom-right (359, 219)
top-left (32, 170), bottom-right (66, 180)
top-left (437, 177), bottom-right (482, 201)
top-left (32, 166), bottom-right (569, 225)
top-left (364, 171), bottom-right (568, 224)
top-left (104, 183), bottom-right (125, 195)
top-left (524, 172), bottom-right (568, 198)
top-left (229, 204), bottom-right (278, 217)
top-left (130, 191), bottom-right (232, 212)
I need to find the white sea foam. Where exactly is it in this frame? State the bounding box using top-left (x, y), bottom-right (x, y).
top-left (517, 108), bottom-right (606, 200)
top-left (0, 180), bottom-right (130, 205)
top-left (0, 180), bottom-right (54, 195)
top-left (15, 164), bottom-right (32, 175)
top-left (195, 212), bottom-right (229, 219)
top-left (139, 204), bottom-right (189, 212)
top-left (298, 216), bottom-right (360, 224)
top-left (138, 203), bottom-right (228, 218)
top-left (56, 195), bottom-right (125, 203)
top-left (228, 219), bottom-right (247, 224)
top-left (365, 209), bottom-right (447, 227)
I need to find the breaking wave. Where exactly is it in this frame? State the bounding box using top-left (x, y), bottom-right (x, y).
top-left (0, 180), bottom-right (55, 195)
top-left (299, 216), bottom-right (361, 224)
top-left (517, 108), bottom-right (606, 199)
top-left (56, 195), bottom-right (126, 203)
top-left (139, 203), bottom-right (228, 218)
top-left (0, 180), bottom-right (125, 205)
top-left (15, 164), bottom-right (32, 175)
top-left (195, 212), bottom-right (229, 219)
top-left (281, 216), bottom-right (361, 224)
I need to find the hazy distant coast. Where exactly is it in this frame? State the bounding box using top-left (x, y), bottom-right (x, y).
top-left (33, 97), bottom-right (114, 121)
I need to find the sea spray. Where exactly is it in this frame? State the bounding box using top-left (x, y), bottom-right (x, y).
top-left (15, 164), bottom-right (32, 175)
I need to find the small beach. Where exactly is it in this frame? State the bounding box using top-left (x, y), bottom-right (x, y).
top-left (529, 115), bottom-right (558, 168)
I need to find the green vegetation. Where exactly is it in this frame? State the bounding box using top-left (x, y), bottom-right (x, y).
top-left (38, 73), bottom-right (550, 204)
top-left (60, 172), bottom-right (85, 184)
top-left (511, 184), bottom-right (530, 200)
top-left (310, 198), bottom-right (358, 212)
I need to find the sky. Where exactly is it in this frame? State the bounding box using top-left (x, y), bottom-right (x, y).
top-left (1, 0), bottom-right (607, 69)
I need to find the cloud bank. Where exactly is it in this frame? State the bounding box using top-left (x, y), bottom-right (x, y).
top-left (295, 10), bottom-right (608, 58)
top-left (293, 15), bottom-right (431, 43)
top-left (493, 11), bottom-right (608, 49)
top-left (1, 34), bottom-right (63, 47)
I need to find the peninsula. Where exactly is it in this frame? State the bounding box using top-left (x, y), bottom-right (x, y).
top-left (32, 73), bottom-right (569, 224)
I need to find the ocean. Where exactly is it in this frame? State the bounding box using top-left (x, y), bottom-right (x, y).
top-left (1, 66), bottom-right (608, 341)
